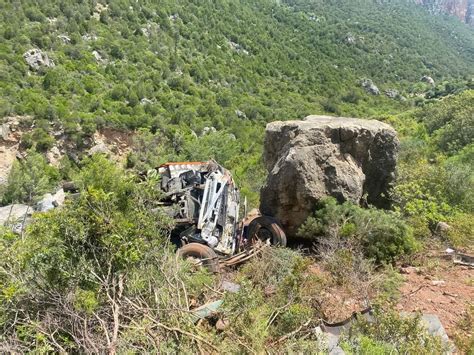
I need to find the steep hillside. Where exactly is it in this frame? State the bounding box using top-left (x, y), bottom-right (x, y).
top-left (0, 2), bottom-right (473, 353)
top-left (1, 0), bottom-right (473, 203)
top-left (1, 1), bottom-right (473, 128)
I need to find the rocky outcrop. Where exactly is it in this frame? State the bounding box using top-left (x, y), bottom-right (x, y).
top-left (1, 189), bottom-right (67, 233)
top-left (0, 204), bottom-right (32, 234)
top-left (414, 0), bottom-right (474, 25)
top-left (421, 75), bottom-right (435, 86)
top-left (260, 115), bottom-right (399, 238)
top-left (23, 49), bottom-right (55, 70)
top-left (36, 189), bottom-right (66, 212)
top-left (360, 79), bottom-right (380, 95)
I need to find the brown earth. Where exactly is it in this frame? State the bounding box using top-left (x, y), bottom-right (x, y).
top-left (396, 254), bottom-right (473, 338)
top-left (303, 250), bottom-right (473, 341)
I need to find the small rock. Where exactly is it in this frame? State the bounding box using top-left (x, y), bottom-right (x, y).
top-left (88, 142), bottom-right (110, 156)
top-left (52, 188), bottom-right (65, 207)
top-left (400, 266), bottom-right (419, 275)
top-left (169, 13), bottom-right (179, 22)
top-left (431, 280), bottom-right (446, 286)
top-left (228, 41), bottom-right (249, 55)
top-left (140, 98), bottom-right (153, 105)
top-left (46, 146), bottom-right (62, 166)
top-left (202, 126), bottom-right (217, 136)
top-left (92, 50), bottom-right (104, 63)
top-left (36, 193), bottom-right (55, 212)
top-left (421, 75), bottom-right (435, 86)
top-left (235, 110), bottom-right (247, 119)
top-left (62, 181), bottom-right (78, 193)
top-left (0, 123), bottom-right (10, 140)
top-left (385, 89), bottom-right (399, 99)
top-left (23, 49), bottom-right (55, 71)
top-left (35, 189), bottom-right (66, 212)
top-left (360, 78), bottom-right (380, 95)
top-left (221, 281), bottom-right (241, 293)
top-left (345, 34), bottom-right (356, 45)
top-left (82, 34), bottom-right (98, 41)
top-left (57, 34), bottom-right (71, 43)
top-left (216, 319), bottom-right (230, 331)
top-left (436, 222), bottom-right (451, 235)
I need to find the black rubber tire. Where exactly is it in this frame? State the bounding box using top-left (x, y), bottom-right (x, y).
top-left (246, 216), bottom-right (287, 247)
top-left (178, 243), bottom-right (220, 273)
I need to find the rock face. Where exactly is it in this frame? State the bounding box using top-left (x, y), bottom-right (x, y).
top-left (414, 0), bottom-right (474, 25)
top-left (23, 49), bottom-right (55, 70)
top-left (260, 115), bottom-right (399, 238)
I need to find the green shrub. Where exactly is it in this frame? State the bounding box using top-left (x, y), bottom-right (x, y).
top-left (340, 305), bottom-right (450, 354)
top-left (1, 151), bottom-right (60, 205)
top-left (298, 198), bottom-right (417, 263)
top-left (0, 156), bottom-right (219, 352)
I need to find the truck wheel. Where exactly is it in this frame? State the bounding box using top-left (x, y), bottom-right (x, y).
top-left (178, 243), bottom-right (220, 273)
top-left (247, 216), bottom-right (287, 247)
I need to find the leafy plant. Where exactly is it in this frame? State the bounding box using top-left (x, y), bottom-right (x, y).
top-left (298, 198), bottom-right (417, 263)
top-left (1, 150), bottom-right (60, 205)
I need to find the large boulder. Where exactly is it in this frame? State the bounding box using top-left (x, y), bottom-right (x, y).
top-left (260, 115), bottom-right (399, 238)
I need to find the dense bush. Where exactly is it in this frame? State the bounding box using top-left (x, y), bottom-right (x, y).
top-left (417, 91), bottom-right (474, 154)
top-left (392, 91), bottom-right (473, 248)
top-left (298, 198), bottom-right (417, 263)
top-left (340, 305), bottom-right (449, 354)
top-left (0, 150), bottom-right (60, 205)
top-left (0, 156), bottom-right (218, 352)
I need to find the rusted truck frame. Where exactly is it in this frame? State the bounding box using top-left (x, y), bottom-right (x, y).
top-left (157, 161), bottom-right (286, 271)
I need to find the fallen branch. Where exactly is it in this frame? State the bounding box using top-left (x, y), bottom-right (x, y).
top-left (271, 319), bottom-right (312, 345)
top-left (124, 296), bottom-right (219, 352)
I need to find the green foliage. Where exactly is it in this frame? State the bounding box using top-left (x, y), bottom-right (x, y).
top-left (222, 247), bottom-right (325, 353)
top-left (340, 305), bottom-right (449, 354)
top-left (0, 0), bottom-right (473, 207)
top-left (392, 93), bottom-right (473, 246)
top-left (298, 198), bottom-right (417, 263)
top-left (453, 305), bottom-right (474, 354)
top-left (1, 150), bottom-right (60, 204)
top-left (417, 90), bottom-right (474, 154)
top-left (126, 128), bottom-right (170, 172)
top-left (0, 155), bottom-right (220, 352)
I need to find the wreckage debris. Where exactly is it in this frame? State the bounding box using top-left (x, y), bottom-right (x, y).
top-left (157, 161), bottom-right (286, 271)
top-left (445, 248), bottom-right (474, 268)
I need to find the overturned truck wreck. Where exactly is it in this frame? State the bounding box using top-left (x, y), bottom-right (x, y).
top-left (158, 161), bottom-right (286, 271)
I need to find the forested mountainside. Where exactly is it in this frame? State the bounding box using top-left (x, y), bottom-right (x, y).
top-left (0, 1), bottom-right (473, 353)
top-left (1, 0), bottom-right (473, 200)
